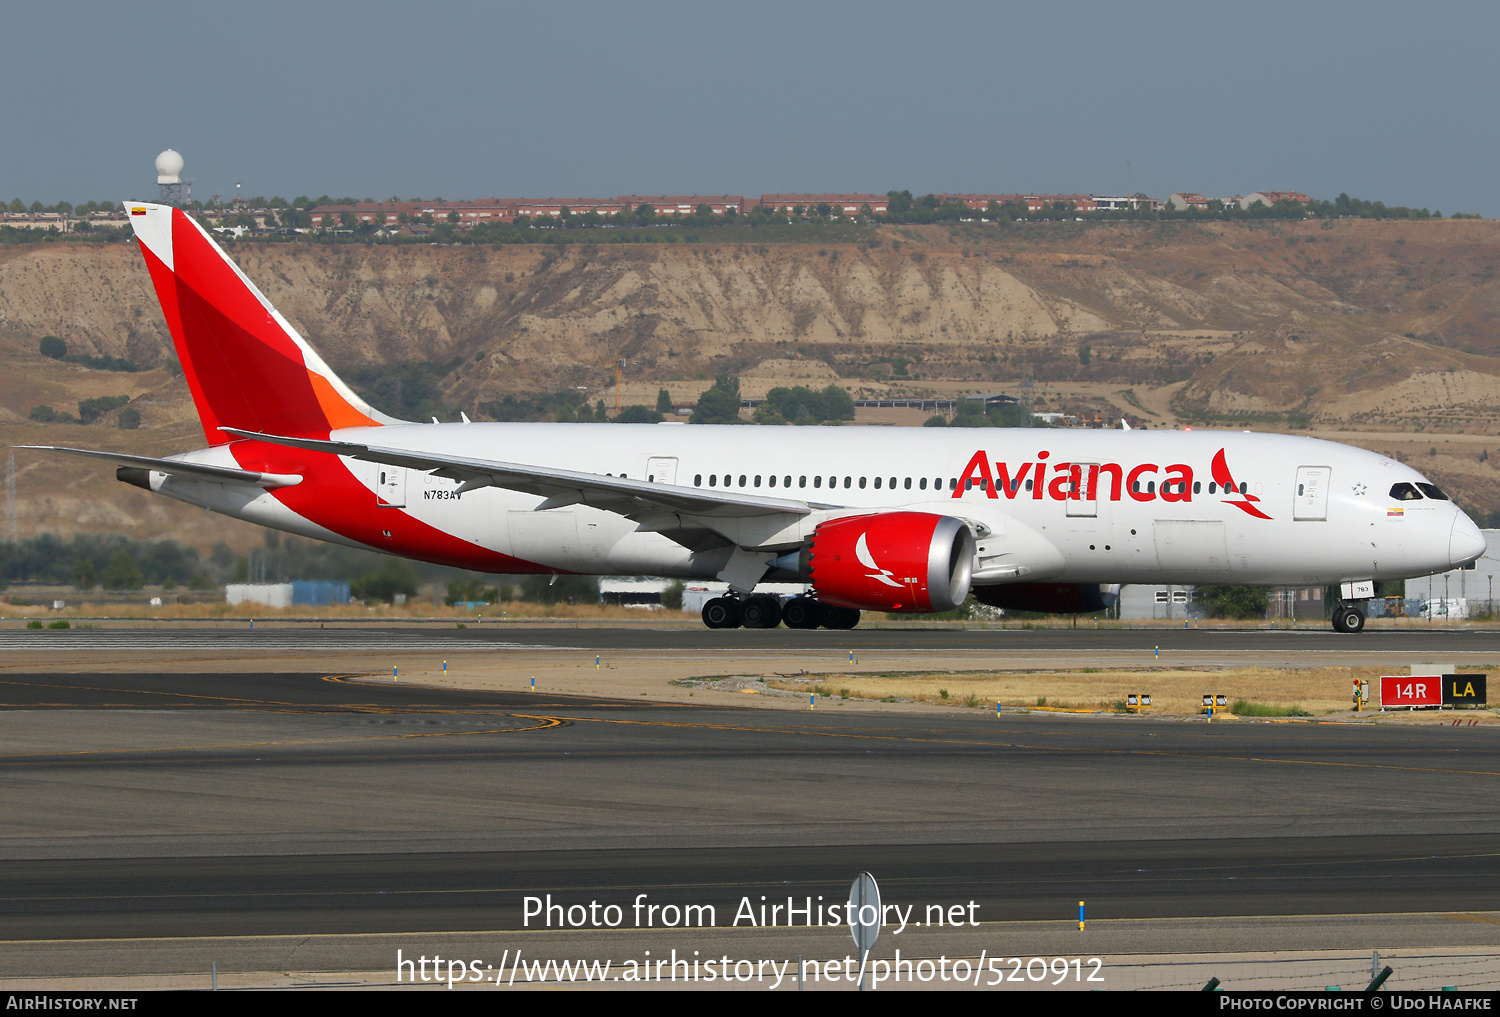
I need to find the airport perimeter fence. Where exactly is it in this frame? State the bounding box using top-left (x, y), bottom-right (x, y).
top-left (1100, 949), bottom-right (1500, 991)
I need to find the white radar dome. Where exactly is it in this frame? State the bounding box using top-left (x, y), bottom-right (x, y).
top-left (155, 149), bottom-right (184, 183)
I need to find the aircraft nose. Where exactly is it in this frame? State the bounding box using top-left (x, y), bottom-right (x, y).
top-left (1450, 513), bottom-right (1487, 566)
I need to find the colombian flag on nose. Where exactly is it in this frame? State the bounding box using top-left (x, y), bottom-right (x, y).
top-left (1388, 507), bottom-right (1404, 517)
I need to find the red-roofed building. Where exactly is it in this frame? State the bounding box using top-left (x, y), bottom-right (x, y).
top-left (1240, 191), bottom-right (1314, 209)
top-left (939, 194), bottom-right (1101, 213)
top-left (1166, 193), bottom-right (1210, 211)
top-left (617, 195), bottom-right (745, 215)
top-left (759, 194), bottom-right (887, 215)
top-left (512, 199), bottom-right (626, 219)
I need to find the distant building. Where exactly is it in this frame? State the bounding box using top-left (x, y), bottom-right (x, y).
top-left (939, 194), bottom-right (1099, 213)
top-left (1091, 195), bottom-right (1159, 212)
top-left (1166, 193), bottom-right (1210, 211)
top-left (759, 194), bottom-right (887, 215)
top-left (513, 198), bottom-right (626, 219)
top-left (1239, 191), bottom-right (1314, 209)
top-left (617, 195), bottom-right (745, 215)
top-left (226, 581), bottom-right (350, 608)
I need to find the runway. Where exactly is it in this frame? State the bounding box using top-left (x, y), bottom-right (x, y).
top-left (0, 670), bottom-right (1498, 957)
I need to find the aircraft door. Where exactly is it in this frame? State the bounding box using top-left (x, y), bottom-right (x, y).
top-left (1293, 466), bottom-right (1330, 521)
top-left (1067, 463), bottom-right (1098, 518)
top-left (376, 467), bottom-right (406, 507)
top-left (646, 457), bottom-right (678, 485)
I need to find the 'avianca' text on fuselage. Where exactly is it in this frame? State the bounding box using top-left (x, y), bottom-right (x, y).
top-left (955, 446), bottom-right (1273, 519)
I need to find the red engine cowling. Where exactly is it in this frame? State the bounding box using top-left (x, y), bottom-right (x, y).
top-left (807, 512), bottom-right (975, 613)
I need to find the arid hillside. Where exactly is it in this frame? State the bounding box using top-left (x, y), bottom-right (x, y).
top-left (4, 217), bottom-right (1500, 549)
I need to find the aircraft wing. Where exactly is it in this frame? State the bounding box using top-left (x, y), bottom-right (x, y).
top-left (220, 428), bottom-right (842, 551)
top-left (14, 445), bottom-right (303, 488)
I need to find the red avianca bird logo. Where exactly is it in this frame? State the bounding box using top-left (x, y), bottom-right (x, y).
top-left (1212, 448), bottom-right (1272, 520)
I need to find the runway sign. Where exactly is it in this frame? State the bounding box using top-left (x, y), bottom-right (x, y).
top-left (1441, 673), bottom-right (1487, 706)
top-left (1380, 676), bottom-right (1441, 708)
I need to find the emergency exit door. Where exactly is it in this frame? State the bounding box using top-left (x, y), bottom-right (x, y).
top-left (376, 466), bottom-right (406, 507)
top-left (646, 457), bottom-right (678, 485)
top-left (1066, 464), bottom-right (1098, 517)
top-left (1293, 466), bottom-right (1329, 521)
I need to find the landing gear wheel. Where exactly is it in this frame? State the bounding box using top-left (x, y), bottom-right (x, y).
top-left (782, 597), bottom-right (822, 630)
top-left (1332, 605), bottom-right (1366, 634)
top-left (702, 597), bottom-right (743, 629)
top-left (741, 595), bottom-right (783, 629)
top-left (820, 605), bottom-right (861, 630)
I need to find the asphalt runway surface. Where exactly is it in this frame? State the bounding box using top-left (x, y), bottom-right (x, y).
top-left (5, 624), bottom-right (1500, 653)
top-left (1, 671), bottom-right (1498, 944)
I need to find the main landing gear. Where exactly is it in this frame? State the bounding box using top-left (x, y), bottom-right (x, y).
top-left (701, 595), bottom-right (860, 630)
top-left (1331, 603), bottom-right (1366, 634)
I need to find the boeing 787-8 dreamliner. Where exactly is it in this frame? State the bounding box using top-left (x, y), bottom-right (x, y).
top-left (19, 203), bottom-right (1487, 631)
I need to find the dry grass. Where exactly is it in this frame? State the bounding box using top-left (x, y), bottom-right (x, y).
top-left (768, 665), bottom-right (1427, 715)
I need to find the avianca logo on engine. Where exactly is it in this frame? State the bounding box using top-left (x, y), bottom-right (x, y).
top-left (952, 447), bottom-right (1273, 520)
top-left (855, 532), bottom-right (903, 588)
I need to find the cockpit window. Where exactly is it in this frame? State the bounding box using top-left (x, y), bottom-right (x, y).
top-left (1417, 483), bottom-right (1450, 501)
top-left (1389, 483), bottom-right (1423, 501)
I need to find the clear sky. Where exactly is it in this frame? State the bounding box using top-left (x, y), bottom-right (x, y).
top-left (6, 1), bottom-right (1497, 215)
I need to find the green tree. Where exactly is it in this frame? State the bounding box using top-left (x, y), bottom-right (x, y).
top-left (818, 384), bottom-right (854, 420)
top-left (100, 551), bottom-right (145, 591)
top-left (350, 558), bottom-right (419, 603)
top-left (614, 404), bottom-right (663, 423)
top-left (78, 395), bottom-right (128, 424)
top-left (117, 407), bottom-right (141, 430)
top-left (661, 580), bottom-right (685, 611)
top-left (39, 336), bottom-right (66, 360)
top-left (73, 557), bottom-right (95, 589)
top-left (656, 388), bottom-right (674, 414)
top-left (1197, 585), bottom-right (1269, 620)
top-left (690, 374), bottom-right (744, 424)
top-left (1078, 344), bottom-right (1092, 365)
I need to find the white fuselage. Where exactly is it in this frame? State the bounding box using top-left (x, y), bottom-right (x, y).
top-left (152, 423), bottom-right (1481, 589)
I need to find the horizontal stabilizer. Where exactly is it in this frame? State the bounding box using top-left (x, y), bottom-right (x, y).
top-left (14, 445), bottom-right (303, 488)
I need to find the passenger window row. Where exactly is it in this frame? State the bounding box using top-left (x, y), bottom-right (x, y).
top-left (693, 474), bottom-right (960, 492)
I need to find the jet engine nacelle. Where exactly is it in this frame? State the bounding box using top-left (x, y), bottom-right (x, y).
top-left (806, 512), bottom-right (975, 613)
top-left (971, 582), bottom-right (1120, 614)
